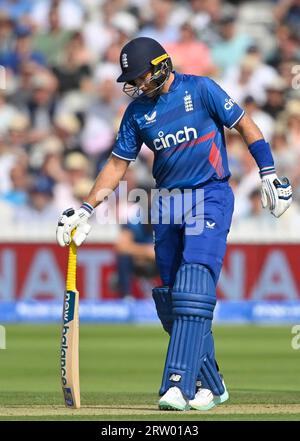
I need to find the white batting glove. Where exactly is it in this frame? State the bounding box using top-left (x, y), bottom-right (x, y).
top-left (56, 202), bottom-right (94, 247)
top-left (260, 172), bottom-right (292, 218)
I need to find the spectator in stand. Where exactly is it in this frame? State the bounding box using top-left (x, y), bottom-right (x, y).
top-left (6, 112), bottom-right (30, 151)
top-left (30, 0), bottom-right (84, 32)
top-left (111, 11), bottom-right (139, 49)
top-left (271, 125), bottom-right (300, 184)
top-left (0, 89), bottom-right (19, 135)
top-left (22, 70), bottom-right (59, 145)
top-left (53, 112), bottom-right (81, 151)
top-left (220, 48), bottom-right (278, 105)
top-left (165, 20), bottom-right (215, 76)
top-left (72, 177), bottom-right (94, 207)
top-left (242, 95), bottom-right (275, 142)
top-left (0, 25), bottom-right (46, 74)
top-left (212, 10), bottom-right (253, 75)
top-left (32, 5), bottom-right (72, 67)
top-left (281, 99), bottom-right (300, 152)
top-left (0, 113), bottom-right (29, 196)
top-left (53, 152), bottom-right (92, 211)
top-left (15, 175), bottom-right (59, 224)
top-left (10, 61), bottom-right (40, 106)
top-left (0, 0), bottom-right (33, 22)
top-left (267, 26), bottom-right (300, 68)
top-left (278, 58), bottom-right (299, 89)
top-left (138, 0), bottom-right (180, 44)
top-left (82, 64), bottom-right (124, 159)
top-left (52, 32), bottom-right (92, 94)
top-left (262, 77), bottom-right (287, 119)
top-left (274, 0), bottom-right (300, 34)
top-left (187, 0), bottom-right (222, 47)
top-left (246, 188), bottom-right (266, 219)
top-left (1, 163), bottom-right (29, 206)
top-left (82, 0), bottom-right (126, 61)
top-left (0, 11), bottom-right (15, 56)
top-left (29, 135), bottom-right (64, 177)
top-left (63, 152), bottom-right (91, 185)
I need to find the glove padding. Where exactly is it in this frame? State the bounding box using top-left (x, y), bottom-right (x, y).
top-left (261, 173), bottom-right (292, 218)
top-left (56, 206), bottom-right (92, 247)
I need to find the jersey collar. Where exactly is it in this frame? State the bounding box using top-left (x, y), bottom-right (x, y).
top-left (138, 71), bottom-right (182, 103)
top-left (167, 71), bottom-right (182, 93)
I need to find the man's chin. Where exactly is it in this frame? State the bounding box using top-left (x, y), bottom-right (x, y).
top-left (144, 89), bottom-right (159, 98)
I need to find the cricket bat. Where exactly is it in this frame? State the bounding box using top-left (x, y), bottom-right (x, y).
top-left (60, 234), bottom-right (80, 409)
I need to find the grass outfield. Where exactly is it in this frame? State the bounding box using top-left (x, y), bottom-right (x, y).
top-left (0, 324), bottom-right (299, 421)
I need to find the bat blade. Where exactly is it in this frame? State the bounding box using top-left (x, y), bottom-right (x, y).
top-left (60, 289), bottom-right (80, 409)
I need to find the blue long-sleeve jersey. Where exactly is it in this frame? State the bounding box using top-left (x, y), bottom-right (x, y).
top-left (112, 72), bottom-right (244, 189)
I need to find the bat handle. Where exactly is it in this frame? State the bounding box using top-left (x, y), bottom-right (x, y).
top-left (66, 230), bottom-right (77, 292)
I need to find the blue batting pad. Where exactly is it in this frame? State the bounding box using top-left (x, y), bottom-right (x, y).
top-left (160, 264), bottom-right (221, 399)
top-left (152, 286), bottom-right (173, 335)
top-left (201, 354), bottom-right (225, 396)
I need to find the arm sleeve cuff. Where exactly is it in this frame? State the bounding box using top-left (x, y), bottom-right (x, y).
top-left (229, 110), bottom-right (245, 129)
top-left (248, 139), bottom-right (275, 171)
top-left (112, 150), bottom-right (136, 162)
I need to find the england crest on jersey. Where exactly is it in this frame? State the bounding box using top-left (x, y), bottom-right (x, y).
top-left (184, 91), bottom-right (193, 112)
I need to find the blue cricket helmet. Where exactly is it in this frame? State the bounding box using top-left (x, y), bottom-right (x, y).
top-left (117, 37), bottom-right (173, 98)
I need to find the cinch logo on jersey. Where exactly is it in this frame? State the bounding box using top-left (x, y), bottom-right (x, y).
top-left (153, 126), bottom-right (197, 150)
top-left (224, 98), bottom-right (235, 110)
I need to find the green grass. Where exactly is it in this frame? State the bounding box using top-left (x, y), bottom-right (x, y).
top-left (0, 324), bottom-right (299, 420)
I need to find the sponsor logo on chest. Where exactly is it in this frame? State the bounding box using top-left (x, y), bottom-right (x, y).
top-left (144, 111), bottom-right (157, 124)
top-left (153, 126), bottom-right (198, 150)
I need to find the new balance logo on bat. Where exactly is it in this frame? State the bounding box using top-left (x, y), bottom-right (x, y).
top-left (63, 292), bottom-right (75, 324)
top-left (61, 324), bottom-right (69, 386)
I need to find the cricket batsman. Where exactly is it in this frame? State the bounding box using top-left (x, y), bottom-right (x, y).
top-left (56, 37), bottom-right (292, 411)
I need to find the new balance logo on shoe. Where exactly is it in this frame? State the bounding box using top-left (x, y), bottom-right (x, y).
top-left (170, 374), bottom-right (181, 382)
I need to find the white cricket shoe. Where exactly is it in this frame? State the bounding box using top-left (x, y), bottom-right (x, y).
top-left (159, 387), bottom-right (190, 411)
top-left (189, 381), bottom-right (229, 411)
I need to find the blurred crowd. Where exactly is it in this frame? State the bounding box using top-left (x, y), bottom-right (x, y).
top-left (1, 0), bottom-right (300, 238)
